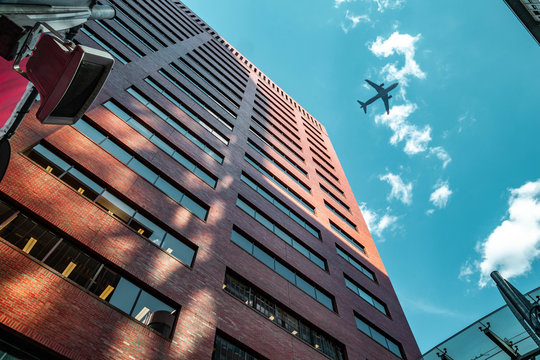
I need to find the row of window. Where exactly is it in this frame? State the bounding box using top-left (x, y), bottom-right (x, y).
top-left (247, 139), bottom-right (311, 193)
top-left (320, 184), bottom-right (350, 212)
top-left (306, 127), bottom-right (328, 150)
top-left (249, 127), bottom-right (307, 175)
top-left (103, 101), bottom-right (217, 187)
top-left (94, 19), bottom-right (146, 58)
top-left (355, 314), bottom-right (404, 358)
top-left (198, 44), bottom-right (248, 87)
top-left (81, 26), bottom-right (129, 64)
top-left (317, 169), bottom-right (345, 196)
top-left (125, 0), bottom-right (180, 43)
top-left (223, 272), bottom-right (345, 360)
top-left (72, 118), bottom-right (209, 220)
top-left (257, 82), bottom-right (296, 119)
top-left (244, 154), bottom-right (315, 213)
top-left (311, 146), bottom-right (335, 170)
top-left (136, 0), bottom-right (200, 39)
top-left (345, 275), bottom-right (388, 316)
top-left (212, 332), bottom-right (264, 360)
top-left (325, 201), bottom-right (357, 232)
top-left (167, 63), bottom-right (238, 119)
top-left (192, 47), bottom-right (245, 94)
top-left (240, 173), bottom-right (320, 239)
top-left (184, 52), bottom-right (243, 101)
top-left (156, 71), bottom-right (234, 131)
top-left (313, 156), bottom-right (340, 183)
top-left (236, 197), bottom-right (325, 270)
top-left (254, 92), bottom-right (296, 127)
top-left (140, 79), bottom-right (229, 144)
top-left (336, 245), bottom-right (375, 281)
top-left (26, 143), bottom-right (197, 266)
top-left (330, 221), bottom-right (366, 254)
top-left (251, 114), bottom-right (303, 153)
top-left (302, 116), bottom-right (323, 137)
top-left (304, 122), bottom-right (326, 145)
top-left (253, 105), bottom-right (300, 141)
top-left (208, 39), bottom-right (250, 78)
top-left (0, 200), bottom-right (177, 337)
top-left (175, 58), bottom-right (240, 110)
top-left (204, 41), bottom-right (249, 84)
top-left (109, 15), bottom-right (158, 52)
top-left (307, 136), bottom-right (330, 160)
top-left (230, 227), bottom-right (335, 311)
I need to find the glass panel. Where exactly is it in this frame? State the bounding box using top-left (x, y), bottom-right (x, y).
top-left (88, 266), bottom-right (121, 301)
top-left (151, 136), bottom-right (174, 155)
top-left (315, 289), bottom-right (334, 310)
top-left (43, 241), bottom-right (79, 276)
top-left (172, 152), bottom-right (196, 171)
top-left (155, 177), bottom-right (184, 202)
top-left (231, 230), bottom-right (253, 253)
top-left (370, 327), bottom-right (389, 347)
top-left (128, 158), bottom-right (159, 183)
top-left (104, 101), bottom-right (131, 121)
top-left (27, 231), bottom-right (61, 261)
top-left (310, 255), bottom-right (326, 270)
top-left (236, 199), bottom-right (255, 217)
top-left (254, 212), bottom-right (273, 231)
top-left (108, 277), bottom-right (140, 315)
top-left (96, 191), bottom-right (135, 223)
top-left (180, 196), bottom-right (207, 220)
top-left (100, 139), bottom-right (132, 164)
top-left (60, 170), bottom-right (100, 200)
top-left (373, 300), bottom-right (387, 315)
top-left (194, 168), bottom-right (216, 188)
top-left (355, 317), bottom-right (371, 334)
top-left (253, 245), bottom-right (274, 269)
top-left (275, 261), bottom-right (296, 283)
top-left (73, 119), bottom-right (107, 144)
top-left (295, 276), bottom-right (315, 297)
top-left (387, 340), bottom-right (402, 357)
top-left (274, 227), bottom-right (292, 245)
top-left (292, 241), bottom-right (310, 257)
top-left (161, 233), bottom-right (195, 266)
top-left (64, 251), bottom-right (102, 289)
top-left (132, 289), bottom-right (173, 321)
top-left (66, 168), bottom-right (104, 194)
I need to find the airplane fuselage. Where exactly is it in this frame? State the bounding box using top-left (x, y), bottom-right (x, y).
top-left (358, 81), bottom-right (399, 114)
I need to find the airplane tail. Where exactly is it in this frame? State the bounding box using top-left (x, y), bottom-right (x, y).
top-left (357, 100), bottom-right (367, 114)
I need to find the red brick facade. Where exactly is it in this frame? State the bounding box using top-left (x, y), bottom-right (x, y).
top-left (0, 1), bottom-right (420, 359)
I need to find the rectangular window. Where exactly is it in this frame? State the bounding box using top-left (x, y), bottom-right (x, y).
top-left (141, 79), bottom-right (230, 143)
top-left (223, 271), bottom-right (346, 360)
top-left (191, 49), bottom-right (245, 93)
top-left (254, 93), bottom-right (296, 126)
top-left (247, 139), bottom-right (310, 193)
top-left (344, 274), bottom-right (388, 315)
top-left (72, 119), bottom-right (209, 220)
top-left (0, 200), bottom-right (178, 337)
top-left (330, 221), bottom-right (365, 254)
top-left (249, 127), bottom-right (306, 174)
top-left (325, 201), bottom-right (357, 231)
top-left (80, 26), bottom-right (129, 64)
top-left (25, 143), bottom-right (198, 266)
top-left (241, 173), bottom-right (320, 239)
top-left (185, 52), bottom-right (244, 97)
top-left (110, 16), bottom-right (157, 52)
top-left (126, 87), bottom-right (226, 158)
top-left (198, 45), bottom-right (248, 87)
top-left (253, 106), bottom-right (300, 141)
top-left (308, 137), bottom-right (330, 159)
top-left (103, 100), bottom-right (218, 187)
top-left (321, 184), bottom-right (350, 212)
top-left (336, 245), bottom-right (375, 282)
top-left (354, 313), bottom-right (404, 358)
top-left (251, 115), bottom-right (303, 153)
top-left (245, 154), bottom-right (314, 213)
top-left (230, 228), bottom-right (335, 311)
top-left (311, 147), bottom-right (335, 170)
top-left (317, 169), bottom-right (344, 196)
top-left (235, 198), bottom-right (325, 269)
top-left (94, 20), bottom-right (145, 57)
top-left (313, 157), bottom-right (339, 183)
top-left (212, 331), bottom-right (266, 360)
top-left (250, 119), bottom-right (304, 162)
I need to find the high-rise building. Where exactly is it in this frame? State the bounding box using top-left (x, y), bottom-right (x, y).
top-left (0, 1), bottom-right (420, 359)
top-left (503, 0), bottom-right (540, 44)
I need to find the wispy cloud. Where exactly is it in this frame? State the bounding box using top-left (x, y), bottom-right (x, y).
top-left (334, 0), bottom-right (357, 8)
top-left (340, 10), bottom-right (370, 33)
top-left (429, 181), bottom-right (452, 208)
top-left (374, 0), bottom-right (406, 12)
top-left (374, 103), bottom-right (432, 155)
top-left (430, 146), bottom-right (451, 168)
top-left (360, 203), bottom-right (398, 239)
top-left (403, 297), bottom-right (467, 318)
top-left (380, 172), bottom-right (413, 205)
top-left (473, 180), bottom-right (540, 287)
top-left (369, 31), bottom-right (426, 92)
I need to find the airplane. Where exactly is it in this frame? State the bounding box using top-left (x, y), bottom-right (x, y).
top-left (357, 80), bottom-right (399, 115)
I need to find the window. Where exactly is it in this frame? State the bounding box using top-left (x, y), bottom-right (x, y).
top-left (325, 201), bottom-right (357, 231)
top-left (336, 245), bottom-right (375, 281)
top-left (249, 127), bottom-right (306, 174)
top-left (126, 87), bottom-right (225, 158)
top-left (141, 79), bottom-right (230, 143)
top-left (344, 274), bottom-right (388, 315)
top-left (241, 173), bottom-right (320, 239)
top-left (212, 331), bottom-right (265, 360)
top-left (251, 115), bottom-right (302, 152)
top-left (191, 49), bottom-right (245, 93)
top-left (94, 20), bottom-right (145, 57)
top-left (0, 200), bottom-right (178, 337)
top-left (330, 221), bottom-right (365, 254)
top-left (80, 26), bottom-right (129, 64)
top-left (317, 169), bottom-right (344, 195)
top-left (244, 154), bottom-right (314, 213)
top-left (223, 271), bottom-right (346, 360)
top-left (230, 228), bottom-right (335, 311)
top-left (250, 118), bottom-right (304, 161)
top-left (253, 105), bottom-right (299, 141)
top-left (321, 184), bottom-right (350, 212)
top-left (354, 313), bottom-right (404, 358)
top-left (72, 119), bottom-right (209, 220)
top-left (247, 139), bottom-right (310, 193)
top-left (236, 198), bottom-right (325, 269)
top-left (103, 101), bottom-right (218, 187)
top-left (110, 16), bottom-right (157, 52)
top-left (25, 144), bottom-right (197, 266)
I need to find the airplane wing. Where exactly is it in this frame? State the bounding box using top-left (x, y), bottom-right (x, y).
top-left (365, 79), bottom-right (383, 92)
top-left (381, 94), bottom-right (390, 114)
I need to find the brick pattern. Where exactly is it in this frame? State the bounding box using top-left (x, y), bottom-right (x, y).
top-left (0, 0), bottom-right (420, 359)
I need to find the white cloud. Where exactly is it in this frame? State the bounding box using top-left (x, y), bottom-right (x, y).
top-left (430, 146), bottom-right (451, 168)
top-left (369, 31), bottom-right (425, 88)
top-left (458, 260), bottom-right (475, 283)
top-left (475, 180), bottom-right (540, 287)
top-left (359, 203), bottom-right (398, 239)
top-left (334, 0), bottom-right (356, 8)
top-left (429, 181), bottom-right (452, 208)
top-left (374, 0), bottom-right (406, 12)
top-left (374, 103), bottom-right (432, 155)
top-left (340, 10), bottom-right (370, 33)
top-left (380, 172), bottom-right (413, 205)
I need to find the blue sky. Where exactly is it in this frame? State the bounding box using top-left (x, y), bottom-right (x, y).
top-left (183, 0), bottom-right (540, 352)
